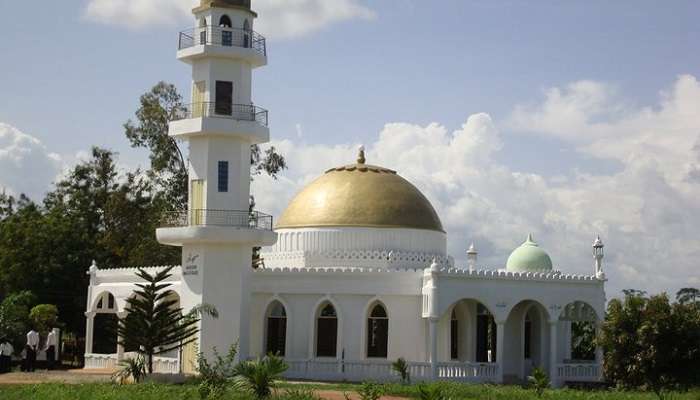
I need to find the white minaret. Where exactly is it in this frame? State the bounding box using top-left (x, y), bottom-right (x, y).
top-left (157, 0), bottom-right (276, 365)
top-left (466, 242), bottom-right (477, 272)
top-left (593, 235), bottom-right (605, 279)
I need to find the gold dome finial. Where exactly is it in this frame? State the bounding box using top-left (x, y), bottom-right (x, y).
top-left (357, 145), bottom-right (366, 164)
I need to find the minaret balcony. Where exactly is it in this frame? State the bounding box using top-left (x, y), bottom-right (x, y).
top-left (169, 102), bottom-right (269, 143)
top-left (156, 209), bottom-right (277, 246)
top-left (177, 27), bottom-right (267, 67)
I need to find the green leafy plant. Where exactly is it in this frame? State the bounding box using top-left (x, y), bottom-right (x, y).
top-left (233, 354), bottom-right (288, 399)
top-left (416, 383), bottom-right (450, 400)
top-left (196, 344), bottom-right (238, 399)
top-left (391, 357), bottom-right (410, 384)
top-left (279, 387), bottom-right (322, 400)
top-left (357, 382), bottom-right (384, 400)
top-left (527, 367), bottom-right (550, 397)
top-left (112, 355), bottom-right (147, 384)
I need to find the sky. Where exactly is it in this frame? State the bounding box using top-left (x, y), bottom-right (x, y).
top-left (1, 0), bottom-right (699, 299)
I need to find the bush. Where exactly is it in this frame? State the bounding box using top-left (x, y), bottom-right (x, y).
top-left (278, 388), bottom-right (322, 400)
top-left (391, 357), bottom-right (410, 384)
top-left (416, 383), bottom-right (450, 400)
top-left (233, 353), bottom-right (288, 399)
top-left (112, 355), bottom-right (147, 384)
top-left (527, 367), bottom-right (550, 397)
top-left (196, 344), bottom-right (238, 399)
top-left (357, 382), bottom-right (384, 400)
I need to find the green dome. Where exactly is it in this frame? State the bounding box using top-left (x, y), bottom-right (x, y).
top-left (506, 234), bottom-right (553, 272)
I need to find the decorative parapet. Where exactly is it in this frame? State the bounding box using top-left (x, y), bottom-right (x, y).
top-left (260, 248), bottom-right (453, 270)
top-left (256, 266), bottom-right (424, 274)
top-left (439, 268), bottom-right (600, 283)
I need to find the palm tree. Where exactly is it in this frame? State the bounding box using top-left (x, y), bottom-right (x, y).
top-left (232, 354), bottom-right (288, 399)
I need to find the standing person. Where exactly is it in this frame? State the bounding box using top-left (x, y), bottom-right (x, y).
top-left (44, 329), bottom-right (57, 370)
top-left (0, 338), bottom-right (13, 373)
top-left (26, 329), bottom-right (39, 372)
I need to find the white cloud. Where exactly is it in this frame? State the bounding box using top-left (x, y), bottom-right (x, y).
top-left (0, 123), bottom-right (63, 200)
top-left (252, 75), bottom-right (700, 298)
top-left (83, 0), bottom-right (375, 39)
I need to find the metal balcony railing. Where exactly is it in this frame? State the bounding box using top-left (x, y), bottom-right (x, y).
top-left (173, 102), bottom-right (268, 127)
top-left (178, 26), bottom-right (266, 56)
top-left (161, 209), bottom-right (273, 231)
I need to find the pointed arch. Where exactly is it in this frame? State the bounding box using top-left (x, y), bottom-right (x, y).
top-left (264, 299), bottom-right (288, 356)
top-left (311, 297), bottom-right (341, 358)
top-left (365, 301), bottom-right (388, 358)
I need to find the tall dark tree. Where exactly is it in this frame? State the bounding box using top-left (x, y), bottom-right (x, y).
top-left (124, 81), bottom-right (287, 211)
top-left (599, 290), bottom-right (700, 399)
top-left (676, 287), bottom-right (699, 305)
top-left (117, 266), bottom-right (213, 374)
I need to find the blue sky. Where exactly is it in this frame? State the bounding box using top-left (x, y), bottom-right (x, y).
top-left (1, 0), bottom-right (699, 297)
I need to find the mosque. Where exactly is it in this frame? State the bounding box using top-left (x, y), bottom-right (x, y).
top-left (83, 0), bottom-right (606, 386)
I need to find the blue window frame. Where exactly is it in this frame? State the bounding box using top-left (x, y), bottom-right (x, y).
top-left (218, 161), bottom-right (229, 192)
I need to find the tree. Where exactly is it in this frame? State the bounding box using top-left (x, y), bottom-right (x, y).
top-left (29, 304), bottom-right (59, 334)
top-left (599, 290), bottom-right (700, 399)
top-left (0, 291), bottom-right (36, 351)
top-left (676, 287), bottom-right (699, 305)
top-left (571, 321), bottom-right (595, 360)
top-left (117, 266), bottom-right (215, 374)
top-left (124, 82), bottom-right (287, 211)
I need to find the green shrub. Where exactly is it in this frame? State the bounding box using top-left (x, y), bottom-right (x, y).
top-left (196, 344), bottom-right (238, 399)
top-left (112, 355), bottom-right (147, 384)
top-left (527, 367), bottom-right (550, 397)
top-left (391, 357), bottom-right (410, 384)
top-left (278, 387), bottom-right (322, 400)
top-left (416, 382), bottom-right (450, 400)
top-left (233, 353), bottom-right (288, 399)
top-left (357, 381), bottom-right (385, 400)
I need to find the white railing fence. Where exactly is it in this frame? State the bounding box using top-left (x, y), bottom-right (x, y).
top-left (284, 359), bottom-right (498, 383)
top-left (556, 363), bottom-right (602, 382)
top-left (84, 353), bottom-right (179, 374)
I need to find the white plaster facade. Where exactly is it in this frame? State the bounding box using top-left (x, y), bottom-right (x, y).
top-left (83, 0), bottom-right (607, 387)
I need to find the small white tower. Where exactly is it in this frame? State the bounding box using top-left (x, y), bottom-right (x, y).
top-left (157, 0), bottom-right (276, 366)
top-left (593, 235), bottom-right (605, 279)
top-left (466, 242), bottom-right (477, 272)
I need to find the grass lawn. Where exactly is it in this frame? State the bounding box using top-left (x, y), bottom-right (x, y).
top-left (1, 381), bottom-right (698, 400)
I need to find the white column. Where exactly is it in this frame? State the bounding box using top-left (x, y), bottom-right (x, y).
top-left (595, 322), bottom-right (604, 380)
top-left (495, 321), bottom-right (505, 383)
top-left (549, 321), bottom-right (559, 388)
top-left (429, 317), bottom-right (438, 379)
top-left (84, 311), bottom-right (95, 355)
top-left (116, 311), bottom-right (127, 361)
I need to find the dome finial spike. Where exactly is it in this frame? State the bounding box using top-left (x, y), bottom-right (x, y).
top-left (357, 145), bottom-right (366, 164)
top-left (527, 233), bottom-right (534, 242)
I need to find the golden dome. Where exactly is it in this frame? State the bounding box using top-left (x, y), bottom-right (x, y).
top-left (276, 151), bottom-right (444, 232)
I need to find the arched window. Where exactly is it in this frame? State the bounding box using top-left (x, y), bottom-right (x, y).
top-left (316, 303), bottom-right (337, 357)
top-left (450, 309), bottom-right (459, 360)
top-left (367, 304), bottom-right (388, 358)
top-left (266, 301), bottom-right (287, 356)
top-left (199, 18), bottom-right (208, 44)
top-left (219, 15), bottom-right (232, 27)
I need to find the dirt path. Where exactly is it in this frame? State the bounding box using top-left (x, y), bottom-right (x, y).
top-left (0, 369), bottom-right (114, 385)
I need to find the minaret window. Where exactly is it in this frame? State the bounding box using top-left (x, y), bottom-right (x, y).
top-left (215, 81), bottom-right (233, 115)
top-left (219, 15), bottom-right (232, 28)
top-left (366, 304), bottom-right (388, 358)
top-left (218, 161), bottom-right (229, 192)
top-left (316, 303), bottom-right (338, 357)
